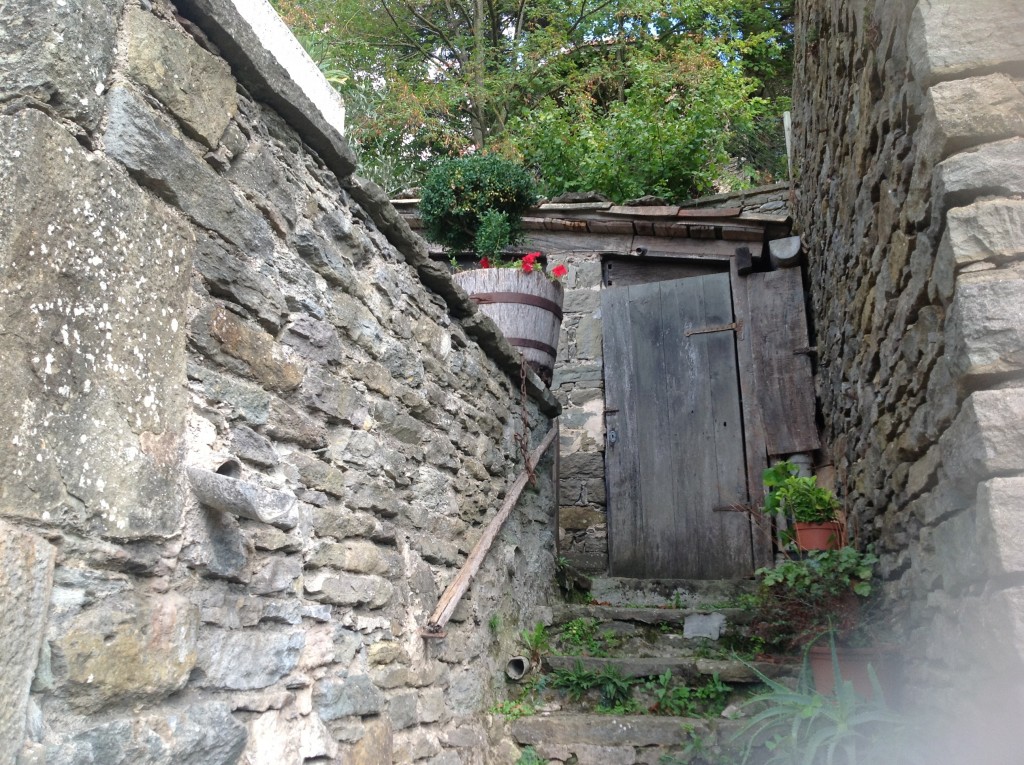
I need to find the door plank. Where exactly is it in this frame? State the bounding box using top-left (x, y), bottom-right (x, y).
top-left (603, 285), bottom-right (644, 576)
top-left (747, 270), bottom-right (820, 456)
top-left (632, 280), bottom-right (678, 577)
top-left (731, 262), bottom-right (773, 568)
top-left (700, 274), bottom-right (754, 577)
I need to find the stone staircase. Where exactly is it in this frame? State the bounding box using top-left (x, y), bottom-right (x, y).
top-left (503, 577), bottom-right (799, 764)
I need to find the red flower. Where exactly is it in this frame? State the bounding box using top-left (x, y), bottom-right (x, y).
top-left (551, 264), bottom-right (568, 279)
top-left (479, 257), bottom-right (491, 268)
top-left (521, 252), bottom-right (540, 274)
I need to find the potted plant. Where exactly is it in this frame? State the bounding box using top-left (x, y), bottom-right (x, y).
top-left (750, 547), bottom-right (897, 699)
top-left (762, 461), bottom-right (845, 550)
top-left (419, 155), bottom-right (567, 383)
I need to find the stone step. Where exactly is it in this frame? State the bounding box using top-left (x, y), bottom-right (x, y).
top-left (587, 577), bottom-right (758, 609)
top-left (512, 713), bottom-right (748, 765)
top-left (551, 603), bottom-right (755, 629)
top-left (543, 655), bottom-right (796, 684)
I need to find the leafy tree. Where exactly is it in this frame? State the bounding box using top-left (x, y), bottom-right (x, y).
top-left (273, 0), bottom-right (792, 199)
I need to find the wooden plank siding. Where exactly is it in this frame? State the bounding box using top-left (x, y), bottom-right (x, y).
top-left (746, 269), bottom-right (820, 456)
top-left (730, 260), bottom-right (773, 568)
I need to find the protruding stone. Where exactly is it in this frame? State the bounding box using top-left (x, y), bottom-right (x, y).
top-left (188, 467), bottom-right (299, 530)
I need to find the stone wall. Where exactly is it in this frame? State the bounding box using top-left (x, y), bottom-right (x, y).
top-left (791, 0), bottom-right (1024, 758)
top-left (0, 2), bottom-right (559, 763)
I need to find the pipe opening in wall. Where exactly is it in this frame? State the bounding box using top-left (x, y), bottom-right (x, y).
top-left (505, 656), bottom-right (531, 681)
top-left (215, 459), bottom-right (242, 478)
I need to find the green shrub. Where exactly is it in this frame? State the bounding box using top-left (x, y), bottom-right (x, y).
top-left (418, 155), bottom-right (537, 260)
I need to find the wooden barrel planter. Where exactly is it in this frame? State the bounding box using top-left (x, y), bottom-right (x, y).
top-left (453, 268), bottom-right (564, 384)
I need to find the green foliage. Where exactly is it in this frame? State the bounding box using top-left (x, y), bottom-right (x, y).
top-left (595, 665), bottom-right (636, 710)
top-left (276, 0), bottom-right (793, 197)
top-left (488, 614), bottom-right (502, 635)
top-left (520, 622), bottom-right (551, 664)
top-left (752, 548), bottom-right (879, 651)
top-left (762, 461), bottom-right (840, 524)
top-left (734, 655), bottom-right (917, 765)
top-left (501, 48), bottom-right (770, 201)
top-left (489, 699), bottom-right (536, 721)
top-left (419, 155), bottom-right (537, 260)
top-left (646, 671), bottom-right (733, 717)
top-left (551, 659), bottom-right (599, 701)
top-left (557, 618), bottom-right (620, 657)
top-left (515, 746), bottom-right (545, 765)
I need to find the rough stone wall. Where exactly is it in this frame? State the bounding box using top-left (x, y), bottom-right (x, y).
top-left (0, 2), bottom-right (558, 763)
top-left (791, 0), bottom-right (1024, 757)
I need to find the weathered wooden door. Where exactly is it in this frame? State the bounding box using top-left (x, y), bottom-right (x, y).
top-left (603, 272), bottom-right (755, 579)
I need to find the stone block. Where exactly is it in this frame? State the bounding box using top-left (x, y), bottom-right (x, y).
top-left (314, 675), bottom-right (386, 720)
top-left (0, 0), bottom-right (125, 130)
top-left (934, 138), bottom-right (1024, 206)
top-left (105, 85), bottom-right (274, 257)
top-left (946, 269), bottom-right (1024, 378)
top-left (304, 571), bottom-right (394, 609)
top-left (0, 523), bottom-right (55, 762)
top-left (909, 0), bottom-right (1024, 86)
top-left (228, 142), bottom-right (302, 231)
top-left (559, 506), bottom-right (607, 530)
top-left (47, 702), bottom-right (246, 765)
top-left (266, 398), bottom-right (328, 449)
top-left (250, 555), bottom-right (302, 595)
top-left (419, 687), bottom-right (447, 723)
top-left (940, 390), bottom-right (1024, 486)
top-left (388, 691), bottom-right (419, 730)
top-left (231, 424), bottom-right (278, 467)
top-left (683, 612), bottom-right (727, 640)
top-left (940, 198), bottom-right (1024, 270)
top-left (243, 707), bottom-right (337, 765)
top-left (58, 593), bottom-right (198, 712)
top-left (926, 74), bottom-right (1024, 157)
top-left (123, 7), bottom-right (237, 148)
top-left (342, 716), bottom-right (393, 765)
top-left (189, 364), bottom-right (271, 425)
top-left (194, 235), bottom-right (288, 333)
top-left (976, 477), bottom-right (1024, 576)
top-left (312, 506), bottom-right (396, 542)
top-left (930, 509), bottom-right (987, 589)
top-left (196, 629), bottom-right (304, 690)
top-left (0, 110), bottom-right (191, 539)
top-left (308, 540), bottom-right (392, 575)
top-left (571, 745), bottom-right (637, 765)
top-left (563, 289), bottom-right (602, 314)
top-left (204, 305), bottom-right (305, 392)
top-left (289, 452), bottom-right (347, 497)
top-left (393, 728), bottom-right (442, 762)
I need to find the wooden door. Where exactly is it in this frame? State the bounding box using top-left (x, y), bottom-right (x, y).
top-left (603, 272), bottom-right (754, 579)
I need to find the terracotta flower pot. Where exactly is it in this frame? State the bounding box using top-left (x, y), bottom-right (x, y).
top-left (808, 644), bottom-right (896, 700)
top-left (793, 521), bottom-right (844, 551)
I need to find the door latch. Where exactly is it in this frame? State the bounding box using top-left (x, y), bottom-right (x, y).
top-left (608, 429), bottom-right (619, 445)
